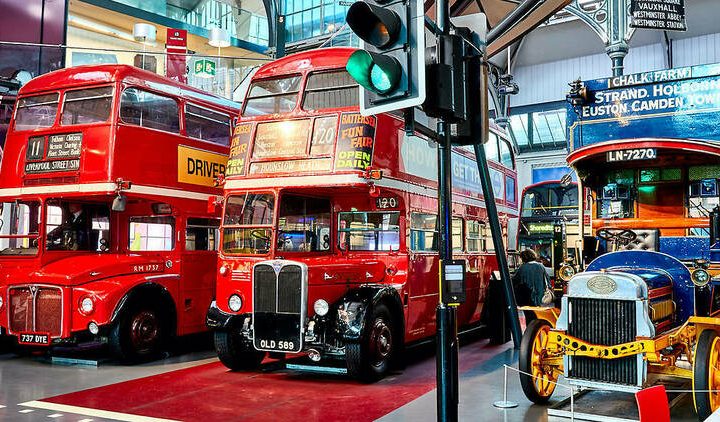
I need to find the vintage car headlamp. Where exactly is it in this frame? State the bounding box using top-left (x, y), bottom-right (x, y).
top-left (558, 264), bottom-right (576, 282)
top-left (313, 299), bottom-right (329, 316)
top-left (692, 269), bottom-right (711, 287)
top-left (80, 297), bottom-right (95, 315)
top-left (228, 294), bottom-right (243, 312)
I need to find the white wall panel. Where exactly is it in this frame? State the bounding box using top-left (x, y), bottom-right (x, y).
top-left (673, 32), bottom-right (720, 67)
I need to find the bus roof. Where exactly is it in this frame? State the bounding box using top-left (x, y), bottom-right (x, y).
top-left (19, 64), bottom-right (241, 111)
top-left (253, 47), bottom-right (356, 79)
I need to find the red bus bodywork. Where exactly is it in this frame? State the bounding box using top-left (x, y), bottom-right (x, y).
top-left (206, 48), bottom-right (518, 379)
top-left (0, 65), bottom-right (239, 359)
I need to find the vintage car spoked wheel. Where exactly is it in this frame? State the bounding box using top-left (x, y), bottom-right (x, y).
top-left (693, 329), bottom-right (720, 419)
top-left (214, 330), bottom-right (265, 371)
top-left (519, 319), bottom-right (559, 404)
top-left (347, 304), bottom-right (395, 382)
top-left (110, 307), bottom-right (165, 362)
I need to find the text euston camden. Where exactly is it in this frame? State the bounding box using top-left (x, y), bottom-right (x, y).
top-left (334, 113), bottom-right (376, 171)
top-left (25, 133), bottom-right (82, 174)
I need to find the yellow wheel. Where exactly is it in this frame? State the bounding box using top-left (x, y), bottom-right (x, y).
top-left (693, 329), bottom-right (720, 419)
top-left (519, 319), bottom-right (559, 404)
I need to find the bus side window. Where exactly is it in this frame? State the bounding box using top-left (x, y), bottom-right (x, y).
top-left (185, 104), bottom-right (232, 146)
top-left (120, 88), bottom-right (180, 133)
top-left (483, 223), bottom-right (495, 252)
top-left (452, 217), bottom-right (464, 252)
top-left (410, 213), bottom-right (438, 252)
top-left (186, 218), bottom-right (220, 251)
top-left (129, 216), bottom-right (175, 251)
top-left (466, 220), bottom-right (483, 253)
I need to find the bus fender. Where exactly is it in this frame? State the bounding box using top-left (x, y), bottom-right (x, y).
top-left (110, 282), bottom-right (178, 336)
top-left (518, 306), bottom-right (559, 327)
top-left (336, 285), bottom-right (404, 345)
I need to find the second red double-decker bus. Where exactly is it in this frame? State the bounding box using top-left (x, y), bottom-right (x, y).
top-left (206, 48), bottom-right (518, 380)
top-left (0, 65), bottom-right (239, 360)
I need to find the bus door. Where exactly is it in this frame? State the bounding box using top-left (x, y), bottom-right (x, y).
top-left (180, 217), bottom-right (220, 333)
top-left (407, 212), bottom-right (440, 340)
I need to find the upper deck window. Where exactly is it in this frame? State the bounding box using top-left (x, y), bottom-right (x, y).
top-left (120, 88), bottom-right (180, 133)
top-left (242, 75), bottom-right (302, 117)
top-left (185, 104), bottom-right (232, 146)
top-left (14, 93), bottom-right (59, 131)
top-left (61, 86), bottom-right (113, 126)
top-left (302, 70), bottom-right (359, 111)
top-left (498, 137), bottom-right (514, 169)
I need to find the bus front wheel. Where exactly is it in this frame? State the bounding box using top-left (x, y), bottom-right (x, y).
top-left (346, 303), bottom-right (395, 382)
top-left (214, 330), bottom-right (265, 371)
top-left (110, 306), bottom-right (166, 362)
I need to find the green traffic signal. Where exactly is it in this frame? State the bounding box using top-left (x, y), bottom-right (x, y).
top-left (346, 50), bottom-right (401, 95)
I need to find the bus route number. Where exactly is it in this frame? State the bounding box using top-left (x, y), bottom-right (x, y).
top-left (606, 148), bottom-right (657, 162)
top-left (376, 197), bottom-right (398, 209)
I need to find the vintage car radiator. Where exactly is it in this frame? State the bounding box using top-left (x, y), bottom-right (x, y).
top-left (556, 272), bottom-right (654, 391)
top-left (252, 260), bottom-right (307, 353)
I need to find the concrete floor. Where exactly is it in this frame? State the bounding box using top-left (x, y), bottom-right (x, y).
top-left (0, 334), bottom-right (703, 422)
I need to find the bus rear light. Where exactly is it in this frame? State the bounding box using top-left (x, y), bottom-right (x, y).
top-left (79, 296), bottom-right (95, 315)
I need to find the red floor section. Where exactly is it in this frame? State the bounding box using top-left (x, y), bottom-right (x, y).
top-left (42, 339), bottom-right (510, 421)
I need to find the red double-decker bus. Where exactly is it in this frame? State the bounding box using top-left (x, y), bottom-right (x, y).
top-left (206, 48), bottom-right (518, 380)
top-left (0, 65), bottom-right (239, 360)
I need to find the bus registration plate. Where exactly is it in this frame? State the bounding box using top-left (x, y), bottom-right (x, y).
top-left (607, 148), bottom-right (656, 162)
top-left (18, 332), bottom-right (50, 346)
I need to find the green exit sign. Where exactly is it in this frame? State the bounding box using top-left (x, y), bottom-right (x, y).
top-left (194, 59), bottom-right (216, 78)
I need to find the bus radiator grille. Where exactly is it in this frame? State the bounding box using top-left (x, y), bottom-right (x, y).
top-left (9, 286), bottom-right (62, 337)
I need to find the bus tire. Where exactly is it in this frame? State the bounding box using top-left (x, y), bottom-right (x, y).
top-left (346, 303), bottom-right (395, 383)
top-left (110, 305), bottom-right (165, 362)
top-left (214, 330), bottom-right (264, 371)
top-left (693, 329), bottom-right (720, 420)
top-left (519, 319), bottom-right (558, 404)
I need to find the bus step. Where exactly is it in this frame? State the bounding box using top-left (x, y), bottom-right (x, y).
top-left (50, 356), bottom-right (103, 367)
top-left (285, 363), bottom-right (348, 375)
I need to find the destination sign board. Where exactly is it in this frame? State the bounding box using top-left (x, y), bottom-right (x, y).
top-left (25, 133), bottom-right (83, 174)
top-left (630, 0), bottom-right (686, 32)
top-left (567, 63), bottom-right (720, 150)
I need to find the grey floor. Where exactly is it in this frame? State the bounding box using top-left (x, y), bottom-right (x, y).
top-left (0, 337), bottom-right (702, 422)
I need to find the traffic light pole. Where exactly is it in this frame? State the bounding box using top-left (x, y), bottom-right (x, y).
top-left (434, 0), bottom-right (459, 419)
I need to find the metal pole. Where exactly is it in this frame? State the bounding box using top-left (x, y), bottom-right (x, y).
top-left (472, 62), bottom-right (522, 347)
top-left (436, 118), bottom-right (458, 422)
top-left (486, 0), bottom-right (542, 44)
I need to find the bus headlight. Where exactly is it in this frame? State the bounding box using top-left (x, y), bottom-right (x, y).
top-left (228, 294), bottom-right (243, 312)
top-left (558, 264), bottom-right (576, 282)
top-left (692, 269), bottom-right (711, 287)
top-left (80, 297), bottom-right (95, 315)
top-left (219, 265), bottom-right (229, 276)
top-left (314, 299), bottom-right (329, 316)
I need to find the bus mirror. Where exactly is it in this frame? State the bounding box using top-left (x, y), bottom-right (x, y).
top-left (112, 194), bottom-right (127, 212)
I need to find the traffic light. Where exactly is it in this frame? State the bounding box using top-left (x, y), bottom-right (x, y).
top-left (345, 0), bottom-right (425, 116)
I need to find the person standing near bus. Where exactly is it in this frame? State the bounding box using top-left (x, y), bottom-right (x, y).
top-left (512, 249), bottom-right (547, 307)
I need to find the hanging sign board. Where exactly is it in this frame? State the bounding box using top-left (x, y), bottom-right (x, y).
top-left (630, 0), bottom-right (686, 31)
top-left (194, 59), bottom-right (216, 78)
